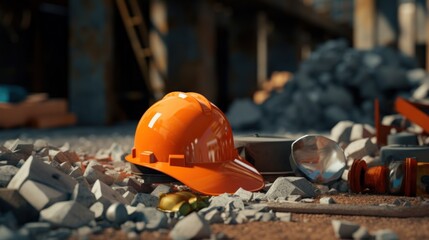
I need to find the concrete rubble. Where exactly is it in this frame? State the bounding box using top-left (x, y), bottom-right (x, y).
top-left (40, 201), bottom-right (94, 228)
top-left (169, 212), bottom-right (211, 240)
top-left (0, 110), bottom-right (425, 240)
top-left (265, 177), bottom-right (318, 200)
top-left (228, 39), bottom-right (425, 132)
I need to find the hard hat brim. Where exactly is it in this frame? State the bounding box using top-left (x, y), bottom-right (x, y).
top-left (126, 154), bottom-right (265, 196)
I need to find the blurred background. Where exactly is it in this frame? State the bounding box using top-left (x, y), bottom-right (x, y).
top-left (0, 0), bottom-right (428, 133)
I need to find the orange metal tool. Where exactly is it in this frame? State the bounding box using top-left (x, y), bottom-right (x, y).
top-left (395, 97), bottom-right (429, 134)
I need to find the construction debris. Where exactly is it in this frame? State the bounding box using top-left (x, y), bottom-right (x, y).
top-left (169, 212), bottom-right (211, 240)
top-left (331, 220), bottom-right (361, 239)
top-left (40, 201), bottom-right (94, 228)
top-left (106, 203), bottom-right (128, 225)
top-left (228, 40), bottom-right (424, 132)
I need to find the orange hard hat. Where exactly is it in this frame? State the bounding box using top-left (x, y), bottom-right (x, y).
top-left (126, 92), bottom-right (264, 195)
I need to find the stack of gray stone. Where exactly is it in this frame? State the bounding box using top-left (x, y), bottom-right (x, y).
top-left (227, 39), bottom-right (426, 132)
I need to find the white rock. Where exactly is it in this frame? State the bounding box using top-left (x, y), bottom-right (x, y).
top-left (344, 137), bottom-right (378, 160)
top-left (286, 177), bottom-right (318, 198)
top-left (0, 225), bottom-right (21, 240)
top-left (265, 178), bottom-right (305, 200)
top-left (320, 197), bottom-right (336, 204)
top-left (0, 165), bottom-right (19, 187)
top-left (130, 193), bottom-right (158, 207)
top-left (300, 198), bottom-right (315, 203)
top-left (90, 202), bottom-right (105, 220)
top-left (413, 82), bottom-right (429, 100)
top-left (350, 124), bottom-right (375, 142)
top-left (331, 220), bottom-right (361, 239)
top-left (40, 201), bottom-right (94, 228)
top-left (84, 161), bottom-right (114, 185)
top-left (254, 211), bottom-right (275, 222)
top-left (150, 184), bottom-right (171, 197)
top-left (234, 188), bottom-right (253, 201)
top-left (20, 222), bottom-right (51, 236)
top-left (106, 203), bottom-right (128, 225)
top-left (252, 192), bottom-right (266, 201)
top-left (91, 180), bottom-right (128, 207)
top-left (209, 194), bottom-right (244, 210)
top-left (135, 207), bottom-right (168, 230)
top-left (169, 212), bottom-right (211, 240)
top-left (72, 182), bottom-right (96, 208)
top-left (287, 195), bottom-right (302, 202)
top-left (352, 226), bottom-right (371, 240)
top-left (7, 157), bottom-right (77, 194)
top-left (374, 229), bottom-right (399, 240)
top-left (328, 188), bottom-right (339, 195)
top-left (33, 139), bottom-right (49, 152)
top-left (341, 169), bottom-right (349, 181)
top-left (19, 180), bottom-right (67, 210)
top-left (275, 212), bottom-right (292, 222)
top-left (122, 191), bottom-right (135, 205)
top-left (330, 121), bottom-right (354, 144)
top-left (203, 209), bottom-right (223, 224)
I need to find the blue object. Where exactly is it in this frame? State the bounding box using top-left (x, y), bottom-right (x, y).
top-left (0, 85), bottom-right (27, 103)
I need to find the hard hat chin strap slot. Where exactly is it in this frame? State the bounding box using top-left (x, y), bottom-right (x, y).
top-left (140, 151), bottom-right (157, 163)
top-left (169, 154), bottom-right (186, 166)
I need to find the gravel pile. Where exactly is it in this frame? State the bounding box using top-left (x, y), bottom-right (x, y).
top-left (0, 138), bottom-right (345, 239)
top-left (227, 39), bottom-right (427, 132)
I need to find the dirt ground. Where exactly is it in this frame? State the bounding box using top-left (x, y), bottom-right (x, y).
top-left (87, 194), bottom-right (429, 240)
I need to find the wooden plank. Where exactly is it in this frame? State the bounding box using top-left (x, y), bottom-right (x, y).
top-left (30, 113), bottom-right (77, 129)
top-left (398, 1), bottom-right (416, 56)
top-left (0, 99), bottom-right (68, 128)
top-left (354, 0), bottom-right (376, 49)
top-left (257, 12), bottom-right (268, 88)
top-left (376, 0), bottom-right (398, 46)
top-left (268, 202), bottom-right (429, 218)
top-left (416, 0), bottom-right (427, 45)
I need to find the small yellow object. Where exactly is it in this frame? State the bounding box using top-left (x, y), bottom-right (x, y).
top-left (157, 191), bottom-right (209, 215)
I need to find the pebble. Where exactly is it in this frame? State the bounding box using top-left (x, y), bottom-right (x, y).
top-left (265, 178), bottom-right (305, 200)
top-left (0, 165), bottom-right (19, 187)
top-left (106, 203), bottom-right (129, 225)
top-left (20, 222), bottom-right (51, 236)
top-left (319, 197), bottom-right (336, 204)
top-left (89, 202), bottom-right (105, 220)
top-left (209, 194), bottom-right (245, 210)
top-left (91, 180), bottom-right (128, 207)
top-left (150, 184), bottom-right (171, 197)
top-left (234, 188), bottom-right (253, 201)
top-left (374, 229), bottom-right (399, 240)
top-left (352, 226), bottom-right (371, 240)
top-left (72, 182), bottom-right (96, 208)
top-left (130, 193), bottom-right (159, 207)
top-left (275, 212), bottom-right (292, 222)
top-left (203, 209), bottom-right (223, 224)
top-left (135, 207), bottom-right (168, 230)
top-left (331, 220), bottom-right (361, 239)
top-left (40, 201), bottom-right (94, 228)
top-left (169, 212), bottom-right (211, 240)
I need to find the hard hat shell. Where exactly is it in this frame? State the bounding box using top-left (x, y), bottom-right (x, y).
top-left (126, 92), bottom-right (264, 195)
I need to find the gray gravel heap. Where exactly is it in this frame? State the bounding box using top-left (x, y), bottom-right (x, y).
top-left (227, 39), bottom-right (426, 132)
